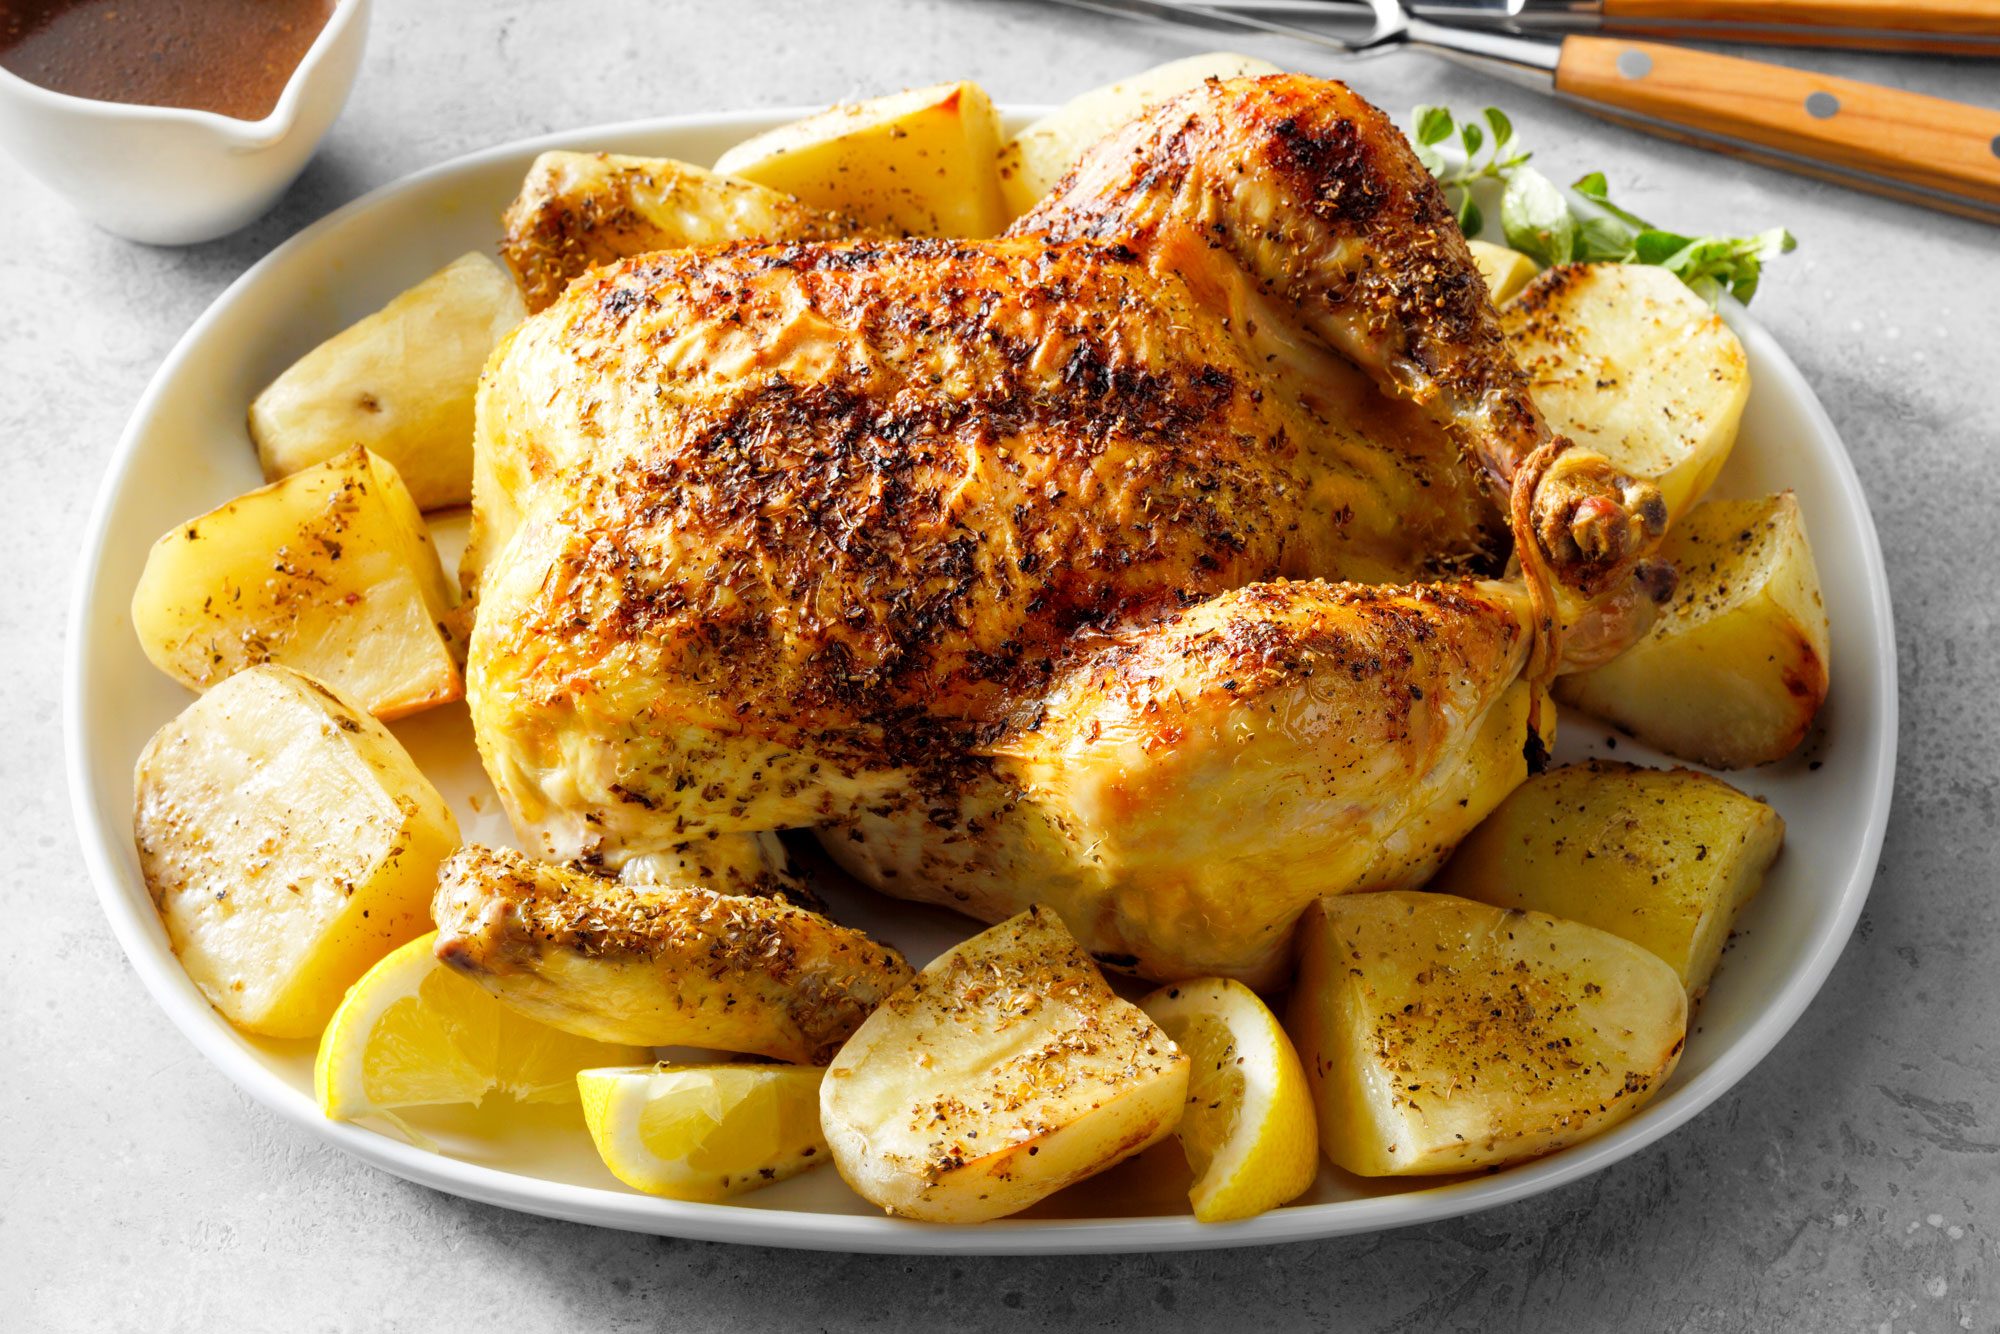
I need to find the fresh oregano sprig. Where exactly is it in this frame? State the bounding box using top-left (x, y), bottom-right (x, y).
top-left (1410, 104), bottom-right (1528, 238)
top-left (1410, 105), bottom-right (1796, 305)
top-left (1570, 172), bottom-right (1796, 305)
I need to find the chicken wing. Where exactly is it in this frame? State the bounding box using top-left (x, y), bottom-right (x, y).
top-left (432, 845), bottom-right (912, 1061)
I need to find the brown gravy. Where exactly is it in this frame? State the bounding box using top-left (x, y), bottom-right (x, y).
top-left (0, 0), bottom-right (336, 121)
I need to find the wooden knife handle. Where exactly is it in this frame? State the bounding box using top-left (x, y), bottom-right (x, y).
top-left (1603, 0), bottom-right (2000, 35)
top-left (1554, 37), bottom-right (2000, 222)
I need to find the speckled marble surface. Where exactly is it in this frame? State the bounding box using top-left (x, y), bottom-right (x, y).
top-left (4, 2), bottom-right (1998, 1329)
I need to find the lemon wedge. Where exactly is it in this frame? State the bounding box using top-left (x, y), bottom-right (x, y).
top-left (314, 932), bottom-right (646, 1120)
top-left (577, 1064), bottom-right (828, 1201)
top-left (1140, 977), bottom-right (1319, 1222)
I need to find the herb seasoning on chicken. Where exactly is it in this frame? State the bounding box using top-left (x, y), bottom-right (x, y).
top-left (465, 74), bottom-right (1675, 987)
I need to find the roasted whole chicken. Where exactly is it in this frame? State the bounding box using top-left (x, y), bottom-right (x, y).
top-left (464, 75), bottom-right (1672, 986)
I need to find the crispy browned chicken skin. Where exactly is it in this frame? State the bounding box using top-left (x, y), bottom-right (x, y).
top-left (466, 75), bottom-right (1669, 985)
top-left (433, 845), bottom-right (912, 1061)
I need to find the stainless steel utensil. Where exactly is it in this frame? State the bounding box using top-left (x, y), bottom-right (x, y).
top-left (1215, 0), bottom-right (2000, 56)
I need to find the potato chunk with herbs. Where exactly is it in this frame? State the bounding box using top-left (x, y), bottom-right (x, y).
top-left (1432, 760), bottom-right (1783, 1001)
top-left (820, 906), bottom-right (1189, 1223)
top-left (714, 81), bottom-right (1007, 237)
top-left (995, 53), bottom-right (1282, 220)
top-left (1287, 891), bottom-right (1686, 1176)
top-left (1504, 263), bottom-right (1749, 527)
top-left (500, 152), bottom-right (867, 313)
top-left (131, 446), bottom-right (460, 720)
top-left (134, 665), bottom-right (461, 1038)
top-left (249, 252), bottom-right (527, 510)
top-left (1555, 492), bottom-right (1829, 768)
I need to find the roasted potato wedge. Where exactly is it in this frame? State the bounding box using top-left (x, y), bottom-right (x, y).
top-left (996, 52), bottom-right (1282, 220)
top-left (1287, 891), bottom-right (1687, 1176)
top-left (1466, 240), bottom-right (1539, 304)
top-left (249, 253), bottom-right (526, 510)
top-left (1504, 262), bottom-right (1750, 527)
top-left (500, 151), bottom-right (866, 312)
top-left (713, 81), bottom-right (1007, 237)
top-left (821, 906), bottom-right (1189, 1223)
top-left (1433, 760), bottom-right (1783, 1000)
top-left (431, 845), bottom-right (912, 1063)
top-left (131, 446), bottom-right (461, 720)
top-left (134, 665), bottom-right (461, 1038)
top-left (1556, 492), bottom-right (1829, 768)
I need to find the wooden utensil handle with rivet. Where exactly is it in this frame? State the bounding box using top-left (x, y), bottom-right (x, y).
top-left (1603, 0), bottom-right (2000, 36)
top-left (1555, 37), bottom-right (2000, 222)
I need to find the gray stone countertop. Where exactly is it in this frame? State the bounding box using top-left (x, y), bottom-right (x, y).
top-left (3, 2), bottom-right (1996, 1329)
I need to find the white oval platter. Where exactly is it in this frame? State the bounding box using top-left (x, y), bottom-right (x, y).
top-left (65, 106), bottom-right (1897, 1254)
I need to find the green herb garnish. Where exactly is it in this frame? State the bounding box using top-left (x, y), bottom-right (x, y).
top-left (1410, 105), bottom-right (1529, 238)
top-left (1410, 105), bottom-right (1796, 305)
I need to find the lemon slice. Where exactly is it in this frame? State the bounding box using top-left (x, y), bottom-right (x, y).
top-left (314, 932), bottom-right (646, 1120)
top-left (577, 1064), bottom-right (829, 1201)
top-left (1140, 977), bottom-right (1319, 1222)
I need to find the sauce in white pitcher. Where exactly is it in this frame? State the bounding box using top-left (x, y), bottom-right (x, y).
top-left (0, 0), bottom-right (335, 121)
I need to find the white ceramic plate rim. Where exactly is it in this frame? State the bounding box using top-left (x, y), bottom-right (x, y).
top-left (65, 105), bottom-right (1899, 1255)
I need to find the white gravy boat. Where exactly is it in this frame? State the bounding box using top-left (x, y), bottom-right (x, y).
top-left (0, 0), bottom-right (369, 245)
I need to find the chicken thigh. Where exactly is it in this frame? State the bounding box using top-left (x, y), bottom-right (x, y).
top-left (465, 74), bottom-right (1669, 985)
